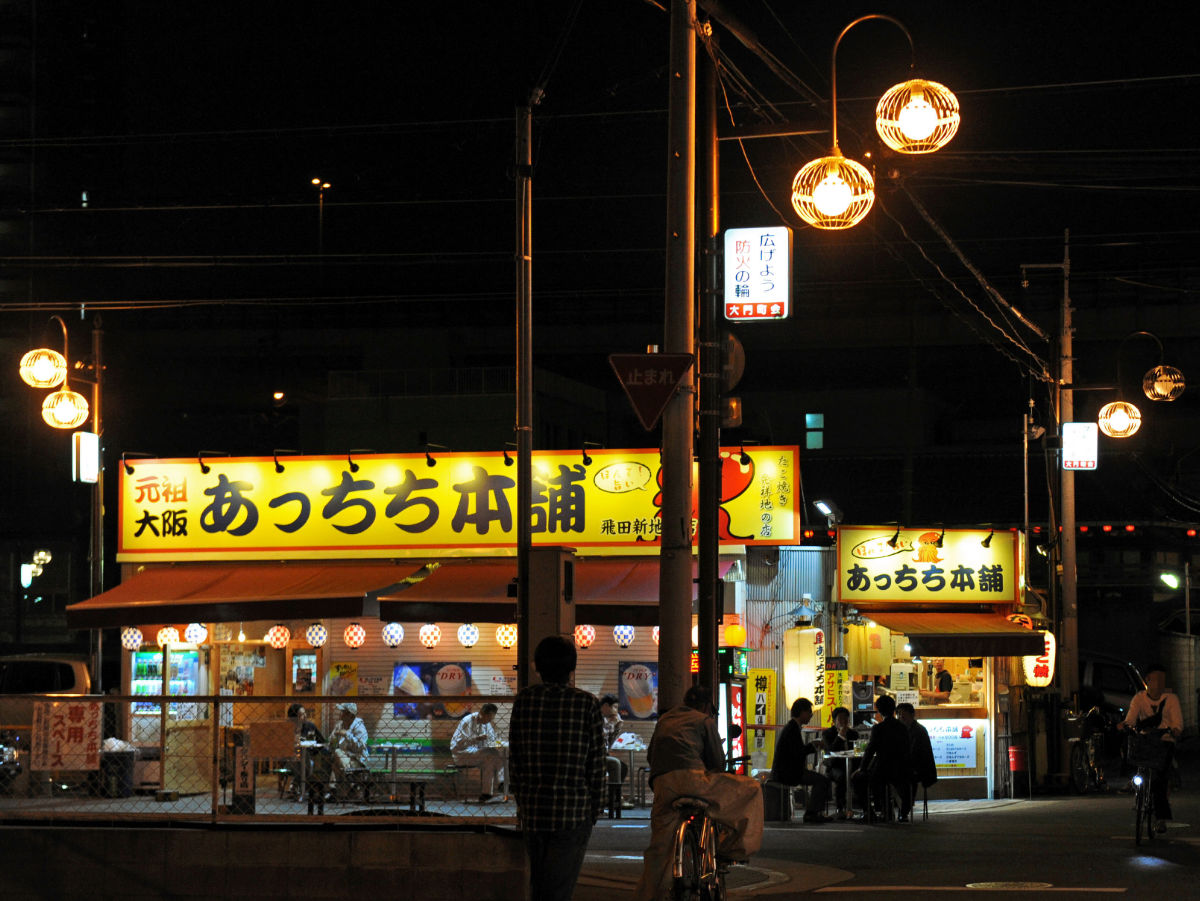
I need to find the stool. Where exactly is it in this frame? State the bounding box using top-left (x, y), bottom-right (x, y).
top-left (634, 766), bottom-right (651, 806)
top-left (451, 763), bottom-right (483, 799)
top-left (607, 781), bottom-right (623, 819)
top-left (761, 780), bottom-right (793, 822)
top-left (916, 782), bottom-right (929, 821)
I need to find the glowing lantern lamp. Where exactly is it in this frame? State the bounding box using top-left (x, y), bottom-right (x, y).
top-left (613, 625), bottom-right (635, 648)
top-left (19, 348), bottom-right (66, 388)
top-left (457, 623), bottom-right (479, 648)
top-left (305, 622), bottom-right (328, 648)
top-left (723, 623), bottom-right (747, 647)
top-left (652, 626), bottom-right (660, 646)
top-left (120, 627), bottom-right (144, 651)
top-left (875, 78), bottom-right (960, 154)
top-left (574, 624), bottom-right (596, 649)
top-left (344, 622), bottom-right (366, 649)
top-left (792, 154), bottom-right (874, 230)
top-left (183, 622), bottom-right (208, 644)
top-left (1143, 365), bottom-right (1185, 402)
top-left (156, 626), bottom-right (180, 647)
top-left (382, 622), bottom-right (405, 648)
top-left (419, 623), bottom-right (442, 648)
top-left (1022, 631), bottom-right (1056, 688)
top-left (42, 388), bottom-right (90, 429)
top-left (496, 624), bottom-right (518, 649)
top-left (1098, 400), bottom-right (1142, 438)
top-left (266, 624), bottom-right (291, 649)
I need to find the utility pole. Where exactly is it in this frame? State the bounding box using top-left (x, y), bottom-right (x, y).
top-left (515, 104), bottom-right (534, 689)
top-left (659, 0), bottom-right (697, 712)
top-left (90, 319), bottom-right (104, 692)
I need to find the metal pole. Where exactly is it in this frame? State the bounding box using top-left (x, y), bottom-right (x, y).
top-left (659, 0), bottom-right (697, 712)
top-left (515, 106), bottom-right (533, 689)
top-left (1186, 561), bottom-right (1192, 638)
top-left (1058, 230), bottom-right (1079, 702)
top-left (697, 29), bottom-right (720, 697)
top-left (92, 319), bottom-right (104, 692)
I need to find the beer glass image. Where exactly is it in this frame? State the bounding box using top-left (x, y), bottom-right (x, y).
top-left (436, 663), bottom-right (470, 717)
top-left (623, 664), bottom-right (657, 718)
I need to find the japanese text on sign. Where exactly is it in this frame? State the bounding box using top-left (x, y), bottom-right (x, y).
top-left (31, 701), bottom-right (102, 771)
top-left (118, 448), bottom-right (800, 561)
top-left (835, 527), bottom-right (1021, 605)
top-left (724, 226), bottom-right (792, 321)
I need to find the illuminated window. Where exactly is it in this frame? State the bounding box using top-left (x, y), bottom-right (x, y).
top-left (805, 412), bottom-right (824, 449)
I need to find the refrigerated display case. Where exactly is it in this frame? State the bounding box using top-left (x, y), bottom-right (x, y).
top-left (130, 648), bottom-right (201, 718)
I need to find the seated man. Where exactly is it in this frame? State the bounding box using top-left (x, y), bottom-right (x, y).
top-left (820, 705), bottom-right (862, 818)
top-left (284, 703), bottom-right (325, 798)
top-left (852, 695), bottom-right (912, 822)
top-left (771, 697), bottom-right (833, 824)
top-left (327, 701), bottom-right (369, 798)
top-left (451, 702), bottom-right (506, 802)
top-left (600, 694), bottom-right (633, 809)
top-left (634, 686), bottom-right (763, 901)
top-left (896, 702), bottom-right (938, 806)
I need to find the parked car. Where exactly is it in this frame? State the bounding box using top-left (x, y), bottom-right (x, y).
top-left (1078, 650), bottom-right (1146, 723)
top-left (0, 654), bottom-right (94, 794)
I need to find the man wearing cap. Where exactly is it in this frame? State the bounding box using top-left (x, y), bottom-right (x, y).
top-left (452, 702), bottom-right (506, 802)
top-left (328, 701), bottom-right (370, 797)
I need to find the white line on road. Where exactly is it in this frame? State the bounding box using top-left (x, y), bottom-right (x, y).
top-left (815, 887), bottom-right (1126, 893)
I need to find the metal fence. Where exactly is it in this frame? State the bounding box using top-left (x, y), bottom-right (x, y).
top-left (0, 694), bottom-right (521, 824)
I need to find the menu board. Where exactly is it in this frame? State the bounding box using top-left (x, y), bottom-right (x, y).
top-left (927, 719), bottom-right (984, 769)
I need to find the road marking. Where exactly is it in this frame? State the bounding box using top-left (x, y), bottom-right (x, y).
top-left (815, 887), bottom-right (1126, 893)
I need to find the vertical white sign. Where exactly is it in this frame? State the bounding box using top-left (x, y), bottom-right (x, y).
top-left (1062, 422), bottom-right (1098, 470)
top-left (724, 226), bottom-right (792, 321)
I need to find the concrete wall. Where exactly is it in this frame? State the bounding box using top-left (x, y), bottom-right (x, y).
top-left (0, 823), bottom-right (527, 901)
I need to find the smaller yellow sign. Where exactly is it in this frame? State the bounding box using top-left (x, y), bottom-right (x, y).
top-left (836, 526), bottom-right (1021, 605)
top-left (747, 668), bottom-right (777, 769)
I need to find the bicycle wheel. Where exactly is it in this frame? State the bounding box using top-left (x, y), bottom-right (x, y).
top-left (1134, 774), bottom-right (1151, 846)
top-left (672, 820), bottom-right (703, 901)
top-left (1143, 773), bottom-right (1156, 843)
top-left (1069, 743), bottom-right (1088, 794)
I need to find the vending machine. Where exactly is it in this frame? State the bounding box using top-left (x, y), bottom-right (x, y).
top-left (715, 646), bottom-right (749, 773)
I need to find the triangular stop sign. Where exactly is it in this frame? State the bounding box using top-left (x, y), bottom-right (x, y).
top-left (609, 353), bottom-right (695, 431)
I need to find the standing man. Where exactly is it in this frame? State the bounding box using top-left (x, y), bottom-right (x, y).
top-left (451, 702), bottom-right (506, 802)
top-left (771, 697), bottom-right (833, 823)
top-left (634, 685), bottom-right (763, 901)
top-left (896, 702), bottom-right (937, 806)
top-left (509, 635), bottom-right (605, 901)
top-left (920, 658), bottom-right (953, 704)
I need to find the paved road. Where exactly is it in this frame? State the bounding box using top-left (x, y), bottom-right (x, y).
top-left (574, 745), bottom-right (1200, 898)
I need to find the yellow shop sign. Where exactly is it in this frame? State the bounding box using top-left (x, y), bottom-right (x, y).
top-left (835, 526), bottom-right (1022, 605)
top-left (118, 447), bottom-right (800, 561)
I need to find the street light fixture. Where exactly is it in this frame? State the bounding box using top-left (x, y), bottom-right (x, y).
top-left (1097, 332), bottom-right (1184, 439)
top-left (20, 315), bottom-right (90, 429)
top-left (791, 14), bottom-right (959, 230)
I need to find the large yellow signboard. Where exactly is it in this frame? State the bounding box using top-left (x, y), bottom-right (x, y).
top-left (835, 526), bottom-right (1022, 605)
top-left (118, 447), bottom-right (800, 562)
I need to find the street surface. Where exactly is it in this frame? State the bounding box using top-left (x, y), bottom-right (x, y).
top-left (574, 742), bottom-right (1200, 899)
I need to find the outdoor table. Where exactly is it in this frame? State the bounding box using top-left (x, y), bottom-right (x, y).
top-left (823, 749), bottom-right (864, 817)
top-left (297, 740), bottom-right (325, 799)
top-left (610, 740), bottom-right (647, 805)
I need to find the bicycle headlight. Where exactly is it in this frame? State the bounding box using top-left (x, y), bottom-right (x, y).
top-left (1131, 773), bottom-right (1143, 787)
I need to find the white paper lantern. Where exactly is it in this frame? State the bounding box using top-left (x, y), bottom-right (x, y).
top-left (382, 622), bottom-right (405, 647)
top-left (120, 627), bottom-right (144, 651)
top-left (183, 622), bottom-right (208, 644)
top-left (305, 622), bottom-right (328, 648)
top-left (419, 623), bottom-right (442, 648)
top-left (457, 623), bottom-right (479, 648)
top-left (613, 625), bottom-right (635, 648)
top-left (156, 626), bottom-right (179, 647)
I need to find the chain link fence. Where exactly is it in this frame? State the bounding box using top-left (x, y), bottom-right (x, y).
top-left (0, 694), bottom-right (518, 823)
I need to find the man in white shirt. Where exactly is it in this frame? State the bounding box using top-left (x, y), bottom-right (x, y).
top-left (328, 701), bottom-right (370, 798)
top-left (452, 702), bottom-right (505, 802)
top-left (1120, 663), bottom-right (1183, 833)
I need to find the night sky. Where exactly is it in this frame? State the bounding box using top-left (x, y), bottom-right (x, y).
top-left (2, 1), bottom-right (1198, 581)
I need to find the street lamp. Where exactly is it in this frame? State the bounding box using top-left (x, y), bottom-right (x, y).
top-left (311, 177), bottom-right (331, 255)
top-left (1160, 562), bottom-right (1191, 636)
top-left (791, 14), bottom-right (959, 230)
top-left (1097, 331), bottom-right (1185, 439)
top-left (18, 314), bottom-right (105, 688)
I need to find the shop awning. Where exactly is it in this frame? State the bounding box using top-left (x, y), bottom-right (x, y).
top-left (868, 611), bottom-right (1045, 657)
top-left (65, 561), bottom-right (428, 629)
top-left (379, 557), bottom-right (737, 626)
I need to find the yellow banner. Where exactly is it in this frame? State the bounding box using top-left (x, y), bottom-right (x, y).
top-left (117, 447), bottom-right (800, 561)
top-left (835, 526), bottom-right (1021, 605)
top-left (747, 668), bottom-right (777, 769)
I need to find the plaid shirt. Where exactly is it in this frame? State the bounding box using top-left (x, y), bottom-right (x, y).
top-left (508, 682), bottom-right (605, 831)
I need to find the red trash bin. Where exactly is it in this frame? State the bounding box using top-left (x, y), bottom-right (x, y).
top-left (1008, 746), bottom-right (1027, 772)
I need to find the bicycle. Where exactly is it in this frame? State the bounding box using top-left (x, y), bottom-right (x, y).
top-left (1067, 705), bottom-right (1110, 794)
top-left (670, 795), bottom-right (729, 901)
top-left (1125, 728), bottom-right (1169, 846)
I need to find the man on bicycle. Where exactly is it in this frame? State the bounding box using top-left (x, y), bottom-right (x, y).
top-left (1118, 663), bottom-right (1182, 833)
top-left (633, 685), bottom-right (763, 901)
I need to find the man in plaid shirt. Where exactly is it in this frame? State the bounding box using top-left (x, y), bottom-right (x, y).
top-left (509, 635), bottom-right (605, 901)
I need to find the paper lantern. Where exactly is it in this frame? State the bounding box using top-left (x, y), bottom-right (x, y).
top-left (156, 626), bottom-right (179, 647)
top-left (382, 622), bottom-right (405, 647)
top-left (344, 622), bottom-right (366, 649)
top-left (19, 348), bottom-right (66, 388)
top-left (875, 78), bottom-right (960, 154)
top-left (1097, 400), bottom-right (1142, 438)
top-left (613, 625), bottom-right (635, 648)
top-left (652, 626), bottom-right (660, 646)
top-left (723, 623), bottom-right (747, 647)
top-left (305, 622), bottom-right (328, 648)
top-left (42, 388), bottom-right (90, 429)
top-left (183, 623), bottom-right (208, 644)
top-left (120, 627), bottom-right (144, 651)
top-left (574, 624), bottom-right (595, 649)
top-left (266, 624), bottom-right (291, 649)
top-left (419, 623), bottom-right (442, 648)
top-left (1023, 631), bottom-right (1056, 688)
top-left (496, 624), bottom-right (518, 649)
top-left (457, 623), bottom-right (479, 648)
